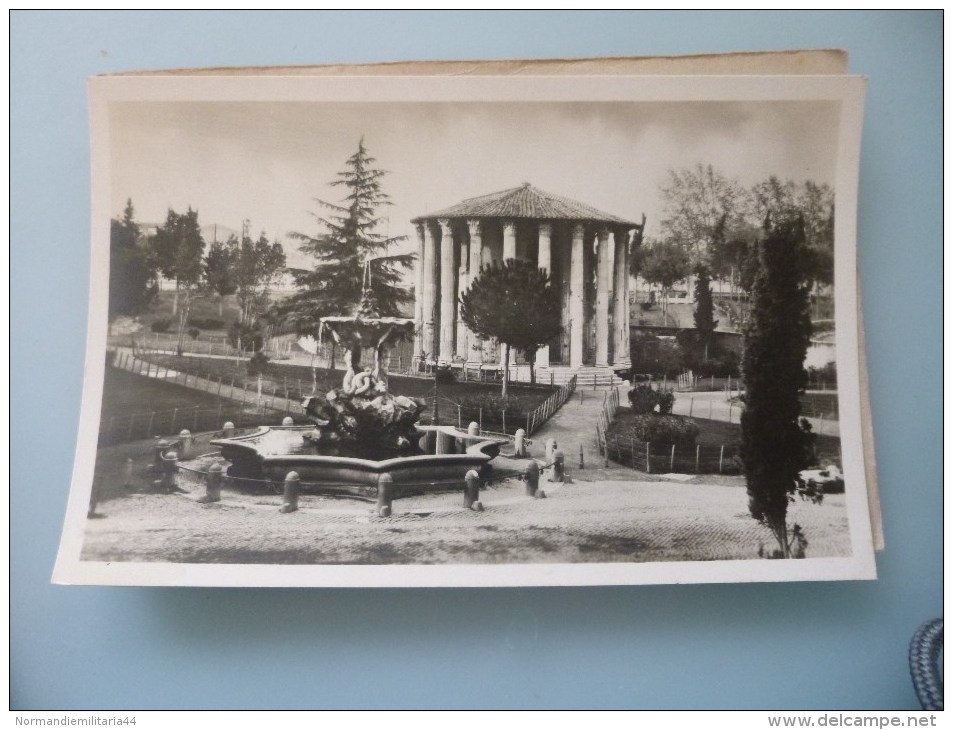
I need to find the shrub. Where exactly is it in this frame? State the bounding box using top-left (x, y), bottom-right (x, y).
top-left (150, 318), bottom-right (171, 333)
top-left (187, 327), bottom-right (201, 340)
top-left (628, 385), bottom-right (660, 415)
top-left (247, 351), bottom-right (270, 376)
top-left (188, 316), bottom-right (226, 330)
top-left (627, 385), bottom-right (675, 415)
top-left (656, 389), bottom-right (675, 414)
top-left (228, 322), bottom-right (264, 352)
top-left (434, 366), bottom-right (456, 385)
top-left (627, 415), bottom-right (700, 447)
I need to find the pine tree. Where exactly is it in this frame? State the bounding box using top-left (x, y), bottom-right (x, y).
top-left (109, 198), bottom-right (157, 320)
top-left (282, 138), bottom-right (413, 345)
top-left (740, 215), bottom-right (814, 558)
top-left (460, 260), bottom-right (561, 396)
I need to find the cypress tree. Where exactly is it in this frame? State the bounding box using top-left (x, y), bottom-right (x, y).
top-left (741, 215), bottom-right (814, 558)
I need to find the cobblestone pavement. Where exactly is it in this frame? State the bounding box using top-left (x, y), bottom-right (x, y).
top-left (82, 465), bottom-right (851, 565)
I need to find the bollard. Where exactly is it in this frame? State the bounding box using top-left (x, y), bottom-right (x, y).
top-left (376, 473), bottom-right (394, 517)
top-left (222, 421), bottom-right (235, 438)
top-left (467, 421), bottom-right (479, 437)
top-left (279, 471), bottom-right (300, 513)
top-left (578, 444), bottom-right (585, 469)
top-left (178, 429), bottom-right (192, 460)
top-left (282, 416), bottom-right (294, 426)
top-left (545, 438), bottom-right (557, 464)
top-left (551, 449), bottom-right (565, 483)
top-left (153, 439), bottom-right (171, 473)
top-left (198, 463), bottom-right (223, 504)
top-left (160, 450), bottom-right (179, 493)
top-left (464, 469), bottom-right (481, 510)
top-left (123, 458), bottom-right (134, 489)
top-left (525, 461), bottom-right (539, 497)
top-left (514, 428), bottom-right (527, 458)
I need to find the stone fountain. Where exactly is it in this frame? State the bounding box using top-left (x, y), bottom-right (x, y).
top-left (211, 264), bottom-right (505, 500)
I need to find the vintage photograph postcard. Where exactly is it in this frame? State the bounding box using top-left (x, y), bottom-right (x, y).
top-left (54, 71), bottom-right (876, 587)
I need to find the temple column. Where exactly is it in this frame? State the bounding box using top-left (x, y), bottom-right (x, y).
top-left (595, 227), bottom-right (611, 368)
top-left (466, 220), bottom-right (484, 365)
top-left (612, 228), bottom-right (631, 368)
top-left (500, 220), bottom-right (517, 368)
top-left (438, 219), bottom-right (455, 366)
top-left (456, 236), bottom-right (469, 359)
top-left (422, 222), bottom-right (438, 363)
top-left (569, 223), bottom-right (585, 368)
top-left (413, 223), bottom-right (426, 364)
top-left (503, 220), bottom-right (517, 261)
top-left (535, 222), bottom-right (552, 370)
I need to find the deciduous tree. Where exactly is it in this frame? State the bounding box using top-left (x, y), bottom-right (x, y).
top-left (234, 225), bottom-right (286, 326)
top-left (152, 207), bottom-right (205, 353)
top-left (639, 239), bottom-right (690, 323)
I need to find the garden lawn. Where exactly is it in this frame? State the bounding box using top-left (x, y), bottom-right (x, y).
top-left (98, 365), bottom-right (286, 446)
top-left (137, 353), bottom-right (557, 432)
top-left (606, 406), bottom-right (842, 474)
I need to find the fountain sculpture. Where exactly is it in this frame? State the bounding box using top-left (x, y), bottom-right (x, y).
top-left (211, 262), bottom-right (505, 500)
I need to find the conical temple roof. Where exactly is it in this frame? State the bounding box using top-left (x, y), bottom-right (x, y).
top-left (412, 183), bottom-right (638, 227)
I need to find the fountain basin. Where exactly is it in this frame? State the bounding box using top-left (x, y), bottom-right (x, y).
top-left (211, 425), bottom-right (507, 501)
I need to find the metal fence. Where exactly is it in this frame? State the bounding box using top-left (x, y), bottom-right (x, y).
top-left (600, 434), bottom-right (741, 475)
top-left (97, 403), bottom-right (291, 446)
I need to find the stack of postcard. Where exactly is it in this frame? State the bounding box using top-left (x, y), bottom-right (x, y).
top-left (54, 51), bottom-right (880, 587)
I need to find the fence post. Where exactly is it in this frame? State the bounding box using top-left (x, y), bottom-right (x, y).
top-left (170, 408), bottom-right (179, 433)
top-left (578, 444), bottom-right (584, 470)
top-left (230, 377), bottom-right (235, 399)
top-left (646, 443), bottom-right (651, 473)
top-left (478, 407), bottom-right (483, 434)
top-left (719, 445), bottom-right (725, 474)
top-left (217, 403), bottom-right (223, 426)
top-left (127, 414), bottom-right (134, 440)
top-left (147, 412), bottom-right (155, 436)
top-left (464, 469), bottom-right (482, 511)
top-left (376, 473), bottom-right (394, 517)
top-left (631, 438), bottom-right (636, 469)
top-left (670, 444), bottom-right (676, 471)
top-left (689, 398), bottom-right (694, 418)
top-left (695, 445), bottom-right (701, 474)
top-left (501, 410), bottom-right (506, 435)
top-left (279, 471), bottom-right (300, 513)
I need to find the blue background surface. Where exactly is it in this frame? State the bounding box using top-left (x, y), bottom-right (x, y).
top-left (11, 11), bottom-right (942, 710)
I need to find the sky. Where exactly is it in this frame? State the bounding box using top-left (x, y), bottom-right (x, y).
top-left (109, 99), bottom-right (840, 269)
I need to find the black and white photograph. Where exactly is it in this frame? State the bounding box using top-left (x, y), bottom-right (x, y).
top-left (54, 72), bottom-right (875, 586)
